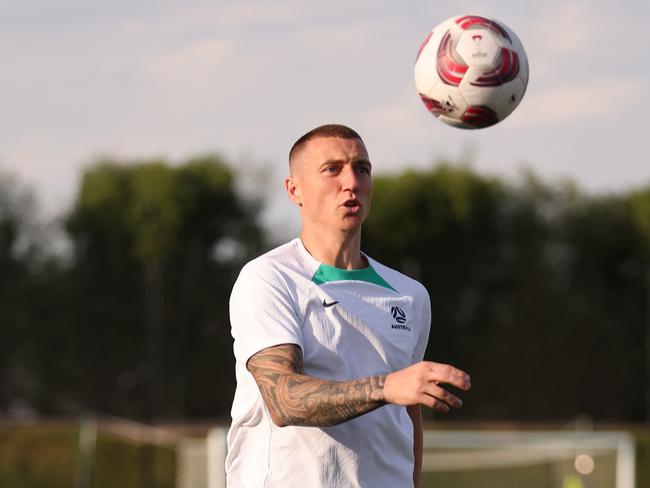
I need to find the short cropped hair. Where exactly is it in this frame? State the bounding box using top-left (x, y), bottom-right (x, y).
top-left (289, 124), bottom-right (365, 164)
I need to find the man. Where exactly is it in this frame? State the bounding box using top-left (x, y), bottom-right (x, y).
top-left (226, 124), bottom-right (470, 487)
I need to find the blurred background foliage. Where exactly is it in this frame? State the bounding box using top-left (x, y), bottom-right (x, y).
top-left (0, 155), bottom-right (648, 426)
top-left (0, 422), bottom-right (175, 488)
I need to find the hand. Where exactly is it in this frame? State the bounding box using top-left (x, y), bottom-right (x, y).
top-left (383, 361), bottom-right (471, 413)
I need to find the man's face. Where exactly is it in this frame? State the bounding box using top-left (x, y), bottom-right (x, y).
top-left (286, 136), bottom-right (372, 234)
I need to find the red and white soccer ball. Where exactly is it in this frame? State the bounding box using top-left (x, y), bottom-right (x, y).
top-left (414, 14), bottom-right (529, 129)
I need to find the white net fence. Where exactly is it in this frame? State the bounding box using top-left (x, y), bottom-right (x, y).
top-left (176, 428), bottom-right (635, 488)
top-left (419, 430), bottom-right (635, 488)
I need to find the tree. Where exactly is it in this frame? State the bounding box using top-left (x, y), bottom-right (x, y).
top-left (0, 171), bottom-right (42, 414)
top-left (364, 164), bottom-right (648, 421)
top-left (630, 188), bottom-right (650, 424)
top-left (64, 155), bottom-right (264, 419)
top-left (364, 165), bottom-right (515, 417)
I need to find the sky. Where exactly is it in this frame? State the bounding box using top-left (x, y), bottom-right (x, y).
top-left (1, 0), bottom-right (649, 237)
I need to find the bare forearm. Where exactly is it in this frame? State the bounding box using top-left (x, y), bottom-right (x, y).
top-left (247, 344), bottom-right (386, 427)
top-left (258, 372), bottom-right (386, 427)
top-left (247, 344), bottom-right (471, 428)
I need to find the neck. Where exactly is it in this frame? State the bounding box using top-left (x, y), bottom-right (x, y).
top-left (300, 227), bottom-right (366, 270)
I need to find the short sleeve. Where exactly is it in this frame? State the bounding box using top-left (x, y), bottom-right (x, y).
top-left (412, 285), bottom-right (431, 362)
top-left (229, 261), bottom-right (304, 365)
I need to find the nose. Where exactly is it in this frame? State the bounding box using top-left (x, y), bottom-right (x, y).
top-left (340, 165), bottom-right (359, 193)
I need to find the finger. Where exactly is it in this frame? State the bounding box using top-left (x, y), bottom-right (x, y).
top-left (423, 384), bottom-right (463, 408)
top-left (426, 363), bottom-right (471, 390)
top-left (420, 394), bottom-right (450, 413)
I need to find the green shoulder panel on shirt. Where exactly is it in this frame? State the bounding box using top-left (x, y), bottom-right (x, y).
top-left (311, 263), bottom-right (397, 292)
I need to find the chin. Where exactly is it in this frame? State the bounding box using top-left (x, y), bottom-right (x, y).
top-left (339, 219), bottom-right (364, 233)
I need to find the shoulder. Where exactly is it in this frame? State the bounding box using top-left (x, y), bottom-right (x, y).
top-left (233, 239), bottom-right (315, 297)
top-left (366, 255), bottom-right (430, 301)
top-left (238, 239), bottom-right (303, 280)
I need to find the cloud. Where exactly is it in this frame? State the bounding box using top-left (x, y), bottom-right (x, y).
top-left (139, 39), bottom-right (233, 100)
top-left (114, 1), bottom-right (347, 41)
top-left (2, 0), bottom-right (649, 218)
top-left (187, 1), bottom-right (312, 30)
top-left (516, 76), bottom-right (647, 126)
top-left (528, 0), bottom-right (610, 55)
top-left (521, 0), bottom-right (644, 80)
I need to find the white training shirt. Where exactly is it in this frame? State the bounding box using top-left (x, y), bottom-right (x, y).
top-left (226, 238), bottom-right (431, 487)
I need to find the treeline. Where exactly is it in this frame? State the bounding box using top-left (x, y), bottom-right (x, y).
top-left (0, 156), bottom-right (648, 423)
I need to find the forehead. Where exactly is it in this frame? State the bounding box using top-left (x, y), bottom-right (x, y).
top-left (298, 136), bottom-right (369, 165)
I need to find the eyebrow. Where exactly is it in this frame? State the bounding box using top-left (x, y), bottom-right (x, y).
top-left (319, 158), bottom-right (372, 169)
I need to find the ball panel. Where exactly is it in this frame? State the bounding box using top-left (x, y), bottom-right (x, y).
top-left (459, 66), bottom-right (500, 106)
top-left (422, 83), bottom-right (468, 122)
top-left (435, 30), bottom-right (468, 86)
top-left (455, 15), bottom-right (513, 44)
top-left (456, 29), bottom-right (500, 68)
top-left (439, 114), bottom-right (475, 129)
top-left (414, 41), bottom-right (439, 94)
top-left (461, 106), bottom-right (499, 129)
top-left (470, 47), bottom-right (521, 87)
top-left (514, 41), bottom-right (529, 90)
top-left (414, 24), bottom-right (453, 93)
top-left (415, 30), bottom-right (434, 63)
top-left (492, 78), bottom-right (525, 120)
top-left (500, 24), bottom-right (529, 88)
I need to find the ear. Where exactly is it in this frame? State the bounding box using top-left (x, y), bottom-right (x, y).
top-left (285, 175), bottom-right (302, 207)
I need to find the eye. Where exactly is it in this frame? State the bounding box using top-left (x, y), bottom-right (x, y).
top-left (324, 165), bottom-right (340, 174)
top-left (356, 165), bottom-right (371, 175)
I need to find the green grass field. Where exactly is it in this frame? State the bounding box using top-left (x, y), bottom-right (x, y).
top-left (0, 422), bottom-right (174, 488)
top-left (0, 421), bottom-right (647, 487)
top-left (421, 456), bottom-right (617, 488)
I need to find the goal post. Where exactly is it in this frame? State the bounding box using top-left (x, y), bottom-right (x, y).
top-left (421, 430), bottom-right (635, 488)
top-left (192, 428), bottom-right (636, 488)
top-left (206, 427), bottom-right (228, 488)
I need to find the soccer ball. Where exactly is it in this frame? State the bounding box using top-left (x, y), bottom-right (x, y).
top-left (414, 14), bottom-right (529, 129)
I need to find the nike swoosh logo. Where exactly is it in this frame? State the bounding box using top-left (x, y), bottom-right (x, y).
top-left (322, 299), bottom-right (339, 308)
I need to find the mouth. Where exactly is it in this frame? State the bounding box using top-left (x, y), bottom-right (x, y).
top-left (341, 199), bottom-right (362, 213)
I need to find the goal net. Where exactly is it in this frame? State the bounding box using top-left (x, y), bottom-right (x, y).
top-left (185, 428), bottom-right (636, 488)
top-left (420, 430), bottom-right (636, 488)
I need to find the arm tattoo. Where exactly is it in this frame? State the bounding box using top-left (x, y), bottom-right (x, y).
top-left (247, 344), bottom-right (386, 427)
